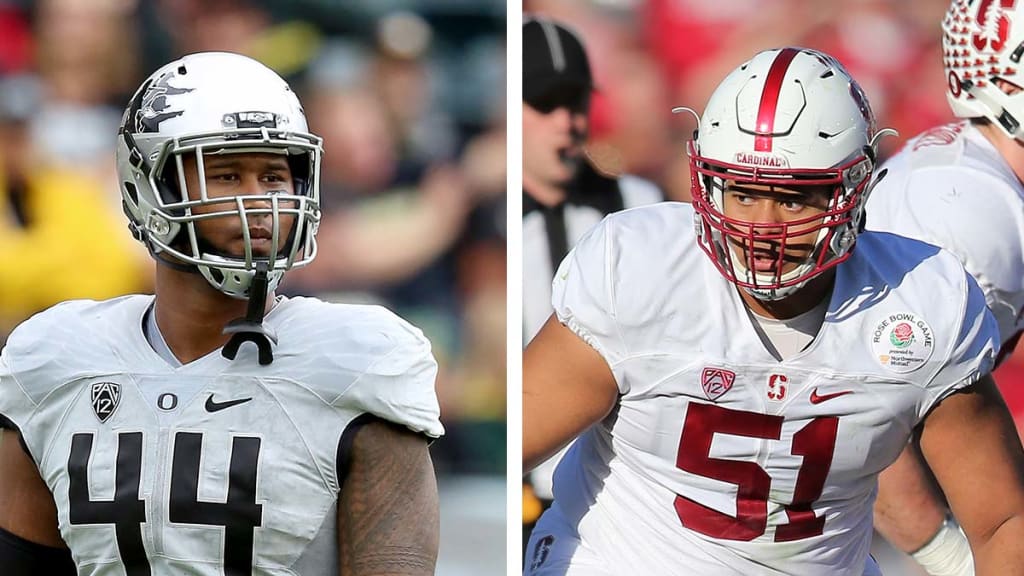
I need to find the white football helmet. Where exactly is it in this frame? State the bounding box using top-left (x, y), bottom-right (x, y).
top-left (116, 51), bottom-right (323, 299)
top-left (687, 47), bottom-right (893, 301)
top-left (944, 0), bottom-right (1024, 139)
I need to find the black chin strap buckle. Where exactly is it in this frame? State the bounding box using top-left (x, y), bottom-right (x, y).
top-left (222, 262), bottom-right (278, 365)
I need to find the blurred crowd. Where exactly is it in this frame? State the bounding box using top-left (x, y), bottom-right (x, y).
top-left (524, 0), bottom-right (1024, 402)
top-left (524, 0), bottom-right (950, 199)
top-left (0, 0), bottom-right (506, 476)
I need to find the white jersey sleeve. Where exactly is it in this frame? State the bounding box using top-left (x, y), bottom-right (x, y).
top-left (240, 296), bottom-right (444, 439)
top-left (0, 302), bottom-right (72, 435)
top-left (868, 122), bottom-right (1024, 353)
top-left (310, 302), bottom-right (443, 438)
top-left (915, 262), bottom-right (1000, 422)
top-left (551, 216), bottom-right (628, 392)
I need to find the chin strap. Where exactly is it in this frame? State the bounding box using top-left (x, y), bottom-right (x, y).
top-left (221, 261), bottom-right (278, 365)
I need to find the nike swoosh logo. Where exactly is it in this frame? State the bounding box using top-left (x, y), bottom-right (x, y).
top-left (204, 394), bottom-right (253, 413)
top-left (809, 387), bottom-right (853, 404)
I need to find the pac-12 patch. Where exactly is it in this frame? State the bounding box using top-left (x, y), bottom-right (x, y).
top-left (871, 312), bottom-right (934, 373)
top-left (91, 381), bottom-right (122, 423)
top-left (701, 367), bottom-right (736, 401)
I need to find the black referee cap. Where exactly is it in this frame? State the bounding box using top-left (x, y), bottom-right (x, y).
top-left (523, 16), bottom-right (595, 106)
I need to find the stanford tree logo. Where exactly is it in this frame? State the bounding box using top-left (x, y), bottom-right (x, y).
top-left (972, 0), bottom-right (1016, 53)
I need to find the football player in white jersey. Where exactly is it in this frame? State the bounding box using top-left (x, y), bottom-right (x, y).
top-left (523, 46), bottom-right (1024, 576)
top-left (0, 52), bottom-right (443, 575)
top-left (865, 2), bottom-right (1024, 575)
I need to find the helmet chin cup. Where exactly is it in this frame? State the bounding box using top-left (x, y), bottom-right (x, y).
top-left (198, 254), bottom-right (284, 300)
top-left (222, 260), bottom-right (278, 365)
top-left (742, 282), bottom-right (804, 302)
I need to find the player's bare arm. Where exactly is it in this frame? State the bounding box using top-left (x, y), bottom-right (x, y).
top-left (921, 374), bottom-right (1024, 574)
top-left (0, 429), bottom-right (64, 546)
top-left (0, 429), bottom-right (75, 573)
top-left (874, 442), bottom-right (949, 552)
top-left (523, 315), bottom-right (618, 473)
top-left (337, 419), bottom-right (438, 576)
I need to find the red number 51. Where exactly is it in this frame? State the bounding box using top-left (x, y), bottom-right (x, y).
top-left (675, 403), bottom-right (838, 542)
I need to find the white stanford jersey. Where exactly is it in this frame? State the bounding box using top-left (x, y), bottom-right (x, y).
top-left (0, 295), bottom-right (443, 575)
top-left (867, 121), bottom-right (1024, 360)
top-left (525, 203), bottom-right (997, 576)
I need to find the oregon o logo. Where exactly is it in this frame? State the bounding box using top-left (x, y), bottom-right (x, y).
top-left (157, 393), bottom-right (178, 411)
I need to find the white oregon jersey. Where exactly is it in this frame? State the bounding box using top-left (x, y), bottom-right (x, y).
top-left (526, 202), bottom-right (997, 576)
top-left (867, 121), bottom-right (1024, 359)
top-left (0, 295), bottom-right (443, 576)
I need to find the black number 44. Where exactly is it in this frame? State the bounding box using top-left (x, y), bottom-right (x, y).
top-left (68, 431), bottom-right (263, 576)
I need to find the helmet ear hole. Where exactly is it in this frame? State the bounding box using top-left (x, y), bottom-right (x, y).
top-left (286, 153), bottom-right (311, 198)
top-left (124, 182), bottom-right (139, 207)
top-left (156, 161), bottom-right (186, 214)
top-left (121, 183), bottom-right (144, 241)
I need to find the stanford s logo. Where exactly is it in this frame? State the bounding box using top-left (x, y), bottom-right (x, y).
top-left (972, 0), bottom-right (1017, 53)
top-left (701, 367), bottom-right (736, 401)
top-left (91, 382), bottom-right (121, 423)
top-left (767, 374), bottom-right (788, 402)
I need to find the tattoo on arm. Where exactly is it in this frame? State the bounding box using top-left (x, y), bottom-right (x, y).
top-left (0, 430), bottom-right (67, 548)
top-left (338, 419), bottom-right (439, 576)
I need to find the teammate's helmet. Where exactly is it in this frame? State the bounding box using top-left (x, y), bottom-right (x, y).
top-left (944, 0), bottom-right (1024, 140)
top-left (688, 47), bottom-right (891, 301)
top-left (116, 52), bottom-right (322, 299)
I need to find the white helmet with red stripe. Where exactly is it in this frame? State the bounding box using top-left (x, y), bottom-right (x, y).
top-left (688, 47), bottom-right (892, 301)
top-left (943, 0), bottom-right (1024, 139)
